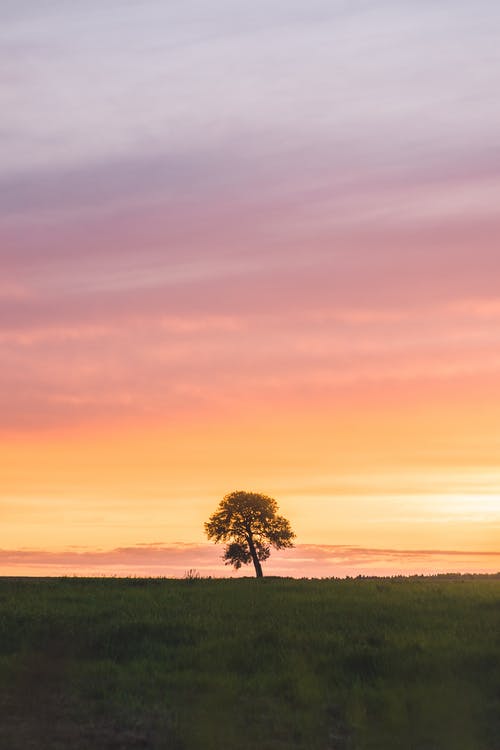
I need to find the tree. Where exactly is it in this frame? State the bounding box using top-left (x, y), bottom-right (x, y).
top-left (204, 490), bottom-right (295, 578)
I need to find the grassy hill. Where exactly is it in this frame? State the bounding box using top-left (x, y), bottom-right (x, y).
top-left (0, 575), bottom-right (499, 749)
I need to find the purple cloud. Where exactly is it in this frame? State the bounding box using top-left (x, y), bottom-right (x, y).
top-left (0, 543), bottom-right (498, 578)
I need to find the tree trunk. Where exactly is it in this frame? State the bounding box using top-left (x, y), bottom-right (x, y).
top-left (247, 536), bottom-right (263, 578)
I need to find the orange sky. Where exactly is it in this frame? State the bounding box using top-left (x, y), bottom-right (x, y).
top-left (2, 385), bottom-right (499, 575)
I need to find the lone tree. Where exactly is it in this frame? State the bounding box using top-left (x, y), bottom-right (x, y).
top-left (205, 490), bottom-right (295, 578)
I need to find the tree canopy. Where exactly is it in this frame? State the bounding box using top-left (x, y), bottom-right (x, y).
top-left (205, 490), bottom-right (295, 577)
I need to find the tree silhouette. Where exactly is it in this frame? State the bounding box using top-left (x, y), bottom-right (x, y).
top-left (205, 490), bottom-right (295, 577)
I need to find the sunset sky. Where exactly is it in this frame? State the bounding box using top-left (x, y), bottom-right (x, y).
top-left (1, 0), bottom-right (499, 576)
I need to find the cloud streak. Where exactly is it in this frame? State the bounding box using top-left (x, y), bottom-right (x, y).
top-left (0, 543), bottom-right (498, 578)
top-left (2, 1), bottom-right (499, 174)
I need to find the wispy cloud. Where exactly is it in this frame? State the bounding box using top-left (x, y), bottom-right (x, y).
top-left (0, 544), bottom-right (498, 578)
top-left (2, 292), bottom-right (500, 432)
top-left (2, 1), bottom-right (499, 175)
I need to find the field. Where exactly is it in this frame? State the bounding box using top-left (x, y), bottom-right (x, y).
top-left (0, 575), bottom-right (499, 750)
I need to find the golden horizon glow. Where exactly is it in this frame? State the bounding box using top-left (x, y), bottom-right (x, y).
top-left (2, 398), bottom-right (499, 574)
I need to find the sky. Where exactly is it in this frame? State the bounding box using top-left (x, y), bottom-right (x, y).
top-left (1, 0), bottom-right (499, 577)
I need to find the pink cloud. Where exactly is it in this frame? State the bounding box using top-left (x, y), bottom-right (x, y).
top-left (1, 286), bottom-right (500, 432)
top-left (0, 544), bottom-right (498, 578)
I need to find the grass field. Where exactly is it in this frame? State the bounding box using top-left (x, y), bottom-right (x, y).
top-left (0, 575), bottom-right (499, 749)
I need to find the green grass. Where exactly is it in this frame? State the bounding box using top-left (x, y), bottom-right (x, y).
top-left (0, 575), bottom-right (499, 749)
